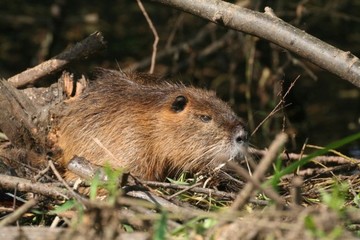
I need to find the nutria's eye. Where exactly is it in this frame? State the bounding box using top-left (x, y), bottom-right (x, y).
top-left (199, 115), bottom-right (212, 123)
top-left (171, 95), bottom-right (188, 113)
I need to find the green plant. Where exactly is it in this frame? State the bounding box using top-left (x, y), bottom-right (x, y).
top-left (304, 215), bottom-right (343, 239)
top-left (89, 163), bottom-right (123, 204)
top-left (153, 210), bottom-right (168, 240)
top-left (320, 182), bottom-right (348, 212)
top-left (171, 216), bottom-right (217, 238)
top-left (49, 199), bottom-right (85, 226)
top-left (167, 172), bottom-right (195, 185)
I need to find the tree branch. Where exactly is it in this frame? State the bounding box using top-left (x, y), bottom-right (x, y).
top-left (0, 174), bottom-right (70, 199)
top-left (7, 31), bottom-right (106, 89)
top-left (148, 0), bottom-right (360, 88)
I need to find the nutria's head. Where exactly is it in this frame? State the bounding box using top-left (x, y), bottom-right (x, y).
top-left (150, 86), bottom-right (248, 178)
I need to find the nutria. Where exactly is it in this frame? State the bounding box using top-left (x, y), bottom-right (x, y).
top-left (56, 70), bottom-right (248, 181)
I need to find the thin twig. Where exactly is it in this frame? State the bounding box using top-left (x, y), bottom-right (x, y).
top-left (167, 182), bottom-right (202, 200)
top-left (33, 164), bottom-right (51, 182)
top-left (306, 144), bottom-right (357, 162)
top-left (249, 147), bottom-right (360, 165)
top-left (290, 176), bottom-right (303, 206)
top-left (136, 0), bottom-right (159, 74)
top-left (0, 198), bottom-right (38, 227)
top-left (227, 162), bottom-right (287, 208)
top-left (144, 180), bottom-right (236, 198)
top-left (126, 24), bottom-right (215, 71)
top-left (142, 180), bottom-right (269, 205)
top-left (297, 138), bottom-right (309, 174)
top-left (251, 75), bottom-right (299, 136)
top-left (231, 133), bottom-right (288, 211)
top-left (48, 160), bottom-right (87, 205)
top-left (281, 163), bottom-right (359, 180)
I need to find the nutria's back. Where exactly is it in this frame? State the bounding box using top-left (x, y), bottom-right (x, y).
top-left (57, 70), bottom-right (248, 180)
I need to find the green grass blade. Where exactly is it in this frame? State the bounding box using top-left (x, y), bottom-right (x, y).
top-left (153, 211), bottom-right (167, 240)
top-left (270, 132), bottom-right (360, 185)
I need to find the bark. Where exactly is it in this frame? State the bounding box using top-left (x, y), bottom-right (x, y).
top-left (0, 80), bottom-right (45, 151)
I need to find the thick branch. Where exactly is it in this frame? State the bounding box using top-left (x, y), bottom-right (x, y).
top-left (149, 0), bottom-right (360, 88)
top-left (8, 31), bottom-right (106, 88)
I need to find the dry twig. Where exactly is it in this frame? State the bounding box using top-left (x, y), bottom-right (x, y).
top-left (227, 162), bottom-right (286, 208)
top-left (251, 75), bottom-right (299, 136)
top-left (250, 148), bottom-right (360, 165)
top-left (0, 174), bottom-right (70, 199)
top-left (136, 0), bottom-right (159, 74)
top-left (126, 24), bottom-right (216, 71)
top-left (0, 198), bottom-right (38, 227)
top-left (231, 133), bottom-right (288, 210)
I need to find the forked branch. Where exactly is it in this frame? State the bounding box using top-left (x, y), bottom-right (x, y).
top-left (149, 0), bottom-right (360, 88)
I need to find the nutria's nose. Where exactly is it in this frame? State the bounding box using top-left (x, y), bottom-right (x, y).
top-left (234, 128), bottom-right (248, 144)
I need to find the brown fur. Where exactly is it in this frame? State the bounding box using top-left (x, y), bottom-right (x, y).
top-left (56, 70), bottom-right (248, 181)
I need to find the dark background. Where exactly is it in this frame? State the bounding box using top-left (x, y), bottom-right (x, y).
top-left (0, 0), bottom-right (359, 155)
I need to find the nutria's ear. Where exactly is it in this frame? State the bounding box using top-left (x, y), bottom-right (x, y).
top-left (171, 95), bottom-right (188, 112)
